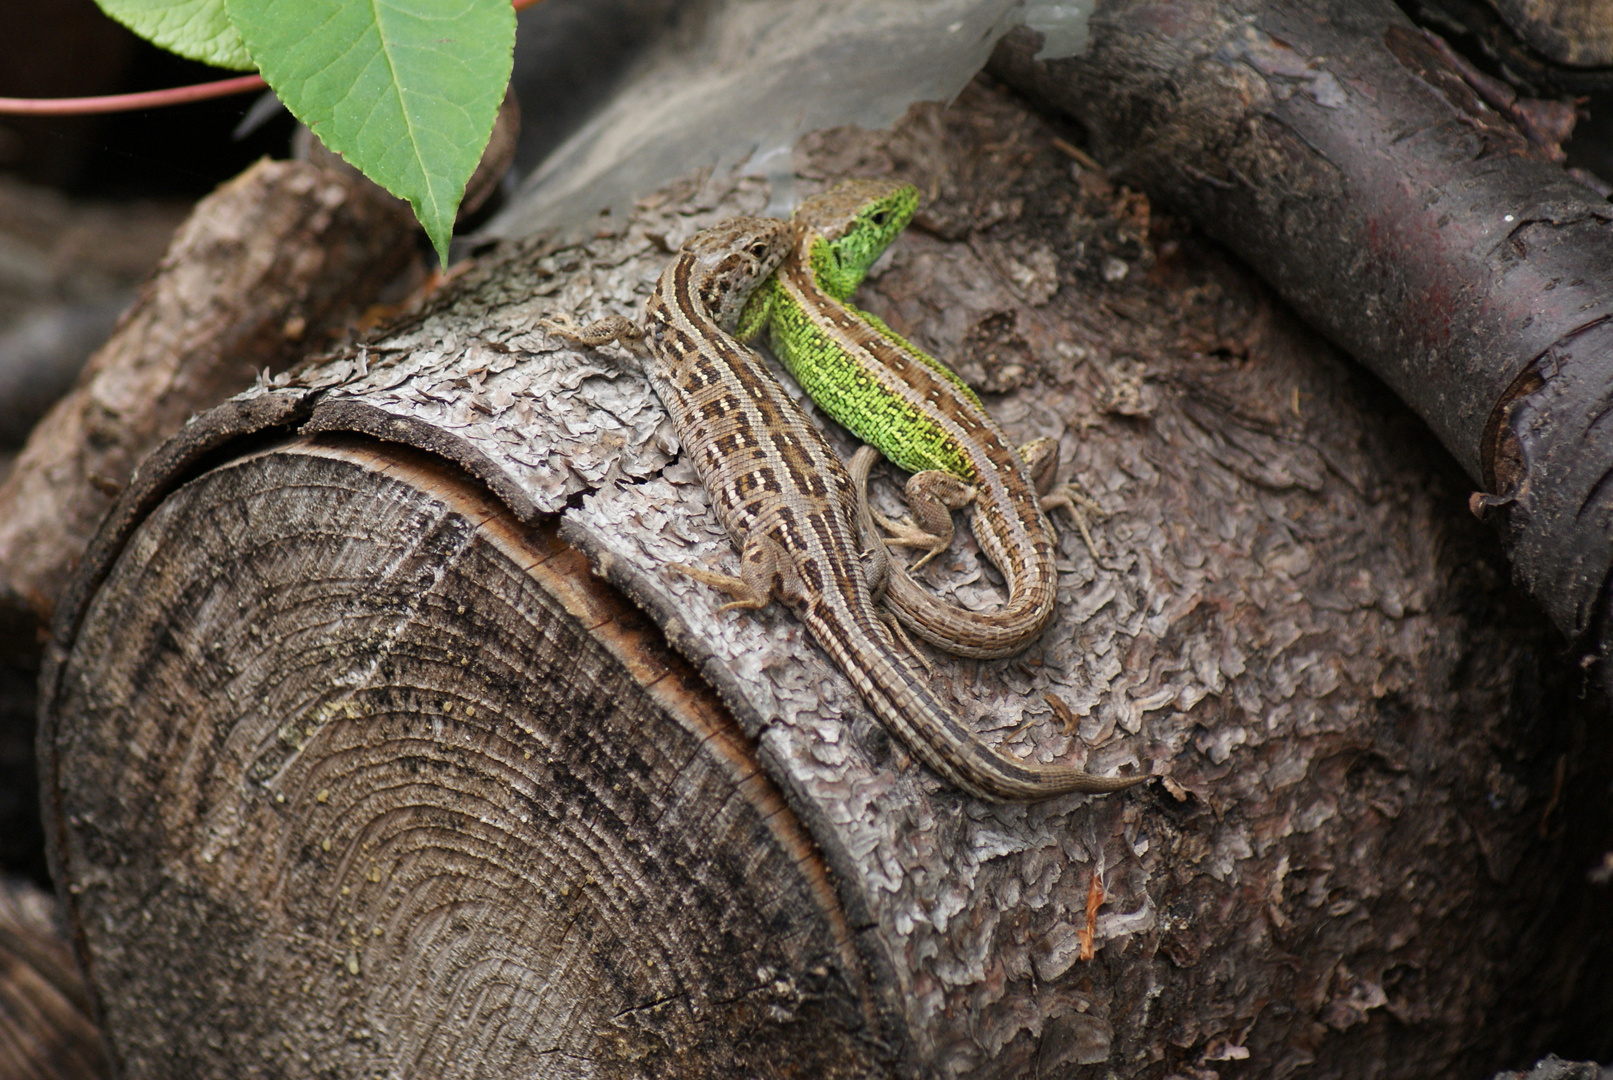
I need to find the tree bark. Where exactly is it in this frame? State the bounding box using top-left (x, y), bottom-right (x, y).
top-left (0, 876), bottom-right (105, 1080)
top-left (987, 0), bottom-right (1613, 704)
top-left (37, 78), bottom-right (1613, 1077)
top-left (0, 157), bottom-right (419, 628)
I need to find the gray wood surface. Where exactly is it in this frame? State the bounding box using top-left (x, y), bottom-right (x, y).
top-left (40, 79), bottom-right (1611, 1077)
top-left (48, 438), bottom-right (879, 1077)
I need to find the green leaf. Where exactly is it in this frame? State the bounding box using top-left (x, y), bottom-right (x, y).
top-left (95, 0), bottom-right (257, 71)
top-left (227, 0), bottom-right (514, 264)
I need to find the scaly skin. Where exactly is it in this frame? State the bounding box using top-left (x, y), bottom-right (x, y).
top-left (740, 178), bottom-right (1065, 659)
top-left (547, 216), bottom-right (1145, 801)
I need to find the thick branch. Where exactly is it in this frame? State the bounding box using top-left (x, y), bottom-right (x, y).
top-left (990, 0), bottom-right (1613, 674)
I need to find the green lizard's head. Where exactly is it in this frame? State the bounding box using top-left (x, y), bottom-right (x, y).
top-left (794, 178), bottom-right (920, 302)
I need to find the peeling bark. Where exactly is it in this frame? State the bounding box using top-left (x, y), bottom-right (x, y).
top-left (37, 82), bottom-right (1613, 1076)
top-left (0, 157), bottom-right (419, 629)
top-left (987, 0), bottom-right (1613, 705)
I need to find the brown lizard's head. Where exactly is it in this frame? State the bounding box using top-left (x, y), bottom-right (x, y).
top-left (681, 216), bottom-right (793, 329)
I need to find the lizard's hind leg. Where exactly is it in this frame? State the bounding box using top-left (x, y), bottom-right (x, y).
top-left (1019, 436), bottom-right (1104, 560)
top-left (671, 532), bottom-right (798, 613)
top-left (853, 446), bottom-right (975, 570)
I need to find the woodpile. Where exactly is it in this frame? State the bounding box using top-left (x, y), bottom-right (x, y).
top-left (27, 67), bottom-right (1612, 1075)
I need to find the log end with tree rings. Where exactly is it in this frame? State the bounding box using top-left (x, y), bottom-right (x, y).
top-left (39, 436), bottom-right (886, 1079)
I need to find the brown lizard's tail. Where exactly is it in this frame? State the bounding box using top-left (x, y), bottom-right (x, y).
top-left (804, 604), bottom-right (1149, 802)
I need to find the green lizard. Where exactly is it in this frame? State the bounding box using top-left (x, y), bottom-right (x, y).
top-left (739, 178), bottom-right (1088, 660)
top-left (544, 216), bottom-right (1144, 800)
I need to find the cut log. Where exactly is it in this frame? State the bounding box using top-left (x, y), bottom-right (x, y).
top-left (43, 436), bottom-right (881, 1077)
top-left (38, 79), bottom-right (1613, 1077)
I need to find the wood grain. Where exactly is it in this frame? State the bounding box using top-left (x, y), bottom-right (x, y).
top-left (35, 76), bottom-right (1613, 1077)
top-left (0, 877), bottom-right (105, 1080)
top-left (44, 437), bottom-right (883, 1079)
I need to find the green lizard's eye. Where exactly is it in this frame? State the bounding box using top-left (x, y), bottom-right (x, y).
top-left (869, 210), bottom-right (890, 227)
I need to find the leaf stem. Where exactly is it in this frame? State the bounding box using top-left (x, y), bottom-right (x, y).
top-left (0, 0), bottom-right (547, 117)
top-left (0, 74), bottom-right (268, 116)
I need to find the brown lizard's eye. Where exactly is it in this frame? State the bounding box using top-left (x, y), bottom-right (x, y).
top-left (749, 242), bottom-right (770, 259)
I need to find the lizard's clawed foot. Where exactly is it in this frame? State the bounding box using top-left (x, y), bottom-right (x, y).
top-left (1041, 485), bottom-right (1105, 561)
top-left (672, 533), bottom-right (795, 613)
top-left (872, 515), bottom-right (952, 571)
top-left (1018, 437), bottom-right (1106, 560)
top-left (536, 312), bottom-right (580, 334)
top-left (670, 562), bottom-right (769, 611)
top-left (539, 312), bottom-right (646, 353)
top-left (868, 467), bottom-right (974, 572)
top-left (879, 610), bottom-right (934, 675)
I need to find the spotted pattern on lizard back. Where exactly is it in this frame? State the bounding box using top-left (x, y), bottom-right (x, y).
top-left (550, 216), bottom-right (1147, 801)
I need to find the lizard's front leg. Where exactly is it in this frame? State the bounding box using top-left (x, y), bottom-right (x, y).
top-left (539, 312), bottom-right (646, 352)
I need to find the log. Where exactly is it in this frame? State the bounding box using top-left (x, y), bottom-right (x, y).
top-left (0, 876), bottom-right (105, 1080)
top-left (0, 173), bottom-right (189, 448)
top-left (38, 78), bottom-right (1613, 1077)
top-left (0, 157), bottom-right (419, 628)
top-left (44, 437), bottom-right (880, 1076)
top-left (987, 0), bottom-right (1613, 706)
